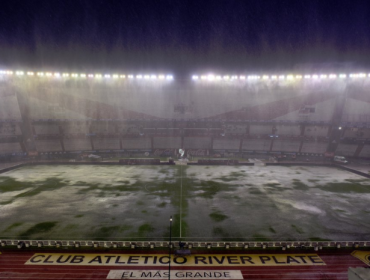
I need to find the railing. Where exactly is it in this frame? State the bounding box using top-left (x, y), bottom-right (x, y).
top-left (2, 239), bottom-right (369, 250)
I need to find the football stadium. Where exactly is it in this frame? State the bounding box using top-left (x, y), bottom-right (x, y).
top-left (1, 70), bottom-right (370, 242)
top-left (1, 70), bottom-right (370, 279)
top-left (3, 0), bottom-right (370, 278)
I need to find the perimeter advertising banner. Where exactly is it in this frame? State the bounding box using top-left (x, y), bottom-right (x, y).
top-left (107, 270), bottom-right (243, 279)
top-left (25, 253), bottom-right (325, 266)
top-left (351, 251), bottom-right (370, 266)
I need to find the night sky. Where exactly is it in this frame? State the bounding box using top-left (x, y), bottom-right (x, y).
top-left (1, 0), bottom-right (370, 75)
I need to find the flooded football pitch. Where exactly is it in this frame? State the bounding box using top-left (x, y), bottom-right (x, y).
top-left (0, 164), bottom-right (369, 241)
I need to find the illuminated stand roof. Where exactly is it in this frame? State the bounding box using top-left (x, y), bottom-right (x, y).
top-left (192, 73), bottom-right (370, 82)
top-left (1, 69), bottom-right (370, 82)
top-left (0, 70), bottom-right (173, 81)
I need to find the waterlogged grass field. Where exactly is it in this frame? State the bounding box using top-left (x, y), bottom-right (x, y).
top-left (0, 164), bottom-right (370, 241)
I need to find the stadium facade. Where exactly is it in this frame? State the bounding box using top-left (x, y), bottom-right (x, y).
top-left (1, 70), bottom-right (370, 159)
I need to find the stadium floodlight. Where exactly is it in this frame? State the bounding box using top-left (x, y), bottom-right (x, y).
top-left (339, 74), bottom-right (346, 78)
top-left (304, 75), bottom-right (311, 79)
top-left (62, 73), bottom-right (69, 77)
top-left (158, 75), bottom-right (165, 80)
top-left (144, 75), bottom-right (150, 79)
top-left (27, 72), bottom-right (34, 76)
top-left (136, 75), bottom-right (143, 79)
top-left (166, 75), bottom-right (173, 80)
top-left (287, 75), bottom-right (294, 80)
top-left (338, 127), bottom-right (342, 130)
top-left (223, 75), bottom-right (230, 80)
top-left (192, 75), bottom-right (199, 80)
top-left (120, 75), bottom-right (126, 78)
top-left (247, 75), bottom-right (254, 80)
top-left (312, 75), bottom-right (318, 79)
top-left (271, 75), bottom-right (277, 80)
top-left (295, 75), bottom-right (302, 79)
top-left (239, 75), bottom-right (246, 80)
top-left (150, 75), bottom-right (157, 79)
top-left (329, 74), bottom-right (337, 79)
top-left (216, 75), bottom-right (222, 80)
top-left (6, 71), bottom-right (13, 75)
top-left (128, 75), bottom-right (134, 79)
top-left (16, 71), bottom-right (24, 76)
top-left (104, 74), bottom-right (111, 78)
top-left (71, 73), bottom-right (78, 77)
top-left (46, 72), bottom-right (53, 77)
top-left (232, 75), bottom-right (238, 80)
top-left (359, 73), bottom-right (366, 78)
top-left (112, 74), bottom-right (119, 79)
top-left (54, 73), bottom-right (60, 77)
top-left (80, 74), bottom-right (86, 78)
top-left (207, 74), bottom-right (215, 81)
top-left (37, 72), bottom-right (44, 76)
top-left (200, 75), bottom-right (207, 80)
top-left (278, 75), bottom-right (285, 80)
top-left (320, 74), bottom-right (327, 79)
top-left (262, 75), bottom-right (269, 80)
top-left (88, 74), bottom-right (94, 78)
top-left (95, 74), bottom-right (102, 78)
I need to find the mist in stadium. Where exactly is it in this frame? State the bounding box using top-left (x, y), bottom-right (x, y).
top-left (1, 1), bottom-right (370, 279)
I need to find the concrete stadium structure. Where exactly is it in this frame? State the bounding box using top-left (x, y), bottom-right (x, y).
top-left (1, 71), bottom-right (370, 159)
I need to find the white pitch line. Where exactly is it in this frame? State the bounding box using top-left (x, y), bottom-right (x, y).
top-left (179, 165), bottom-right (183, 238)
